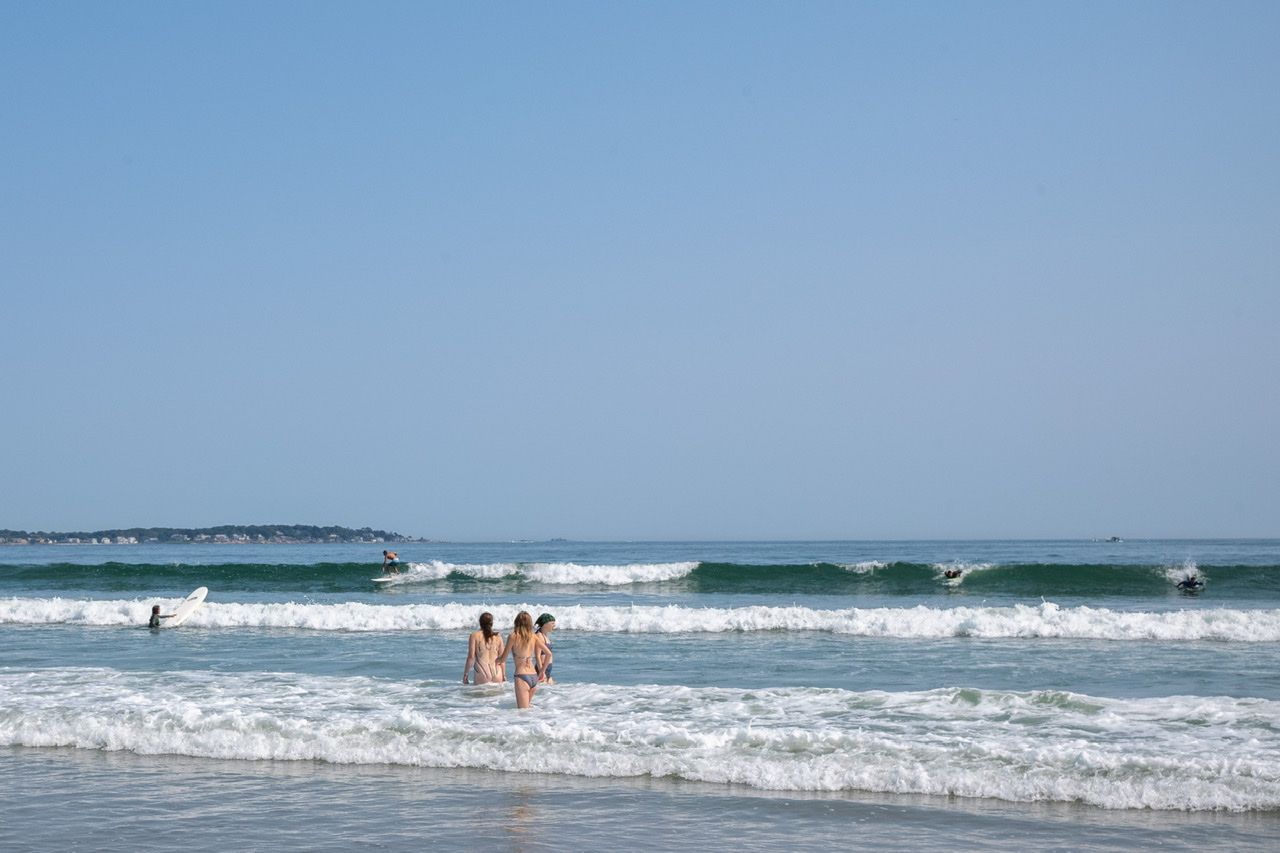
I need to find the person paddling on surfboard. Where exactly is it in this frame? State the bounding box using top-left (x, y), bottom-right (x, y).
top-left (148, 604), bottom-right (175, 629)
top-left (381, 550), bottom-right (401, 574)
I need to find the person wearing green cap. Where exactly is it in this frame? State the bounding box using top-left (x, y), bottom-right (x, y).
top-left (534, 613), bottom-right (556, 684)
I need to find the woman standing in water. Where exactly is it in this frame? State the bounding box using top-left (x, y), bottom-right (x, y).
top-left (500, 611), bottom-right (552, 708)
top-left (462, 612), bottom-right (504, 684)
top-left (534, 613), bottom-right (556, 685)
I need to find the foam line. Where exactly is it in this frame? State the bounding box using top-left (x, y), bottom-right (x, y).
top-left (4, 598), bottom-right (1280, 641)
top-left (4, 667), bottom-right (1278, 811)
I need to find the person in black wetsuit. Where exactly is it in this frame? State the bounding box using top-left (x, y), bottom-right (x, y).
top-left (1177, 574), bottom-right (1203, 591)
top-left (148, 604), bottom-right (174, 629)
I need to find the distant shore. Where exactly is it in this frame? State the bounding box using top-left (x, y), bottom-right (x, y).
top-left (0, 525), bottom-right (422, 546)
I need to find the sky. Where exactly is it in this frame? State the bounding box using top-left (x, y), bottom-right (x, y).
top-left (1, 1), bottom-right (1277, 540)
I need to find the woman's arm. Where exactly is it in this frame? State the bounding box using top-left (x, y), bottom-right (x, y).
top-left (463, 633), bottom-right (478, 683)
top-left (534, 635), bottom-right (552, 676)
top-left (498, 633), bottom-right (514, 666)
top-left (535, 636), bottom-right (553, 679)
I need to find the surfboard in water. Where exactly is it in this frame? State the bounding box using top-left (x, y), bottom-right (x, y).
top-left (166, 587), bottom-right (208, 627)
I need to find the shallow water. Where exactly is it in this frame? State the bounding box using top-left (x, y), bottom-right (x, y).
top-left (3, 749), bottom-right (1276, 852)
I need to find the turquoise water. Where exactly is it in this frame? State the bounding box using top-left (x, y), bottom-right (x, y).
top-left (3, 540), bottom-right (1279, 850)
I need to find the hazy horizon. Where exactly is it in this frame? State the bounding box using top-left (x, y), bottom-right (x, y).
top-left (4, 524), bottom-right (1275, 544)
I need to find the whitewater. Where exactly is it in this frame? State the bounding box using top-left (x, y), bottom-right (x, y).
top-left (6, 597), bottom-right (1280, 642)
top-left (5, 666), bottom-right (1279, 812)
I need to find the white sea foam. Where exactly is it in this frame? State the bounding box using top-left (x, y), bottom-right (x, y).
top-left (1164, 560), bottom-right (1203, 586)
top-left (933, 562), bottom-right (996, 582)
top-left (521, 562), bottom-right (699, 584)
top-left (4, 597), bottom-right (1280, 642)
top-left (839, 560), bottom-right (888, 574)
top-left (383, 561), bottom-right (520, 583)
top-left (378, 561), bottom-right (699, 586)
top-left (3, 666), bottom-right (1278, 811)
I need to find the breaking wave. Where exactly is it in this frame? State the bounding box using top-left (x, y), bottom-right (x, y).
top-left (5, 597), bottom-right (1280, 642)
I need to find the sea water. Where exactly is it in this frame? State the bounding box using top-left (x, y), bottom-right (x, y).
top-left (2, 540), bottom-right (1279, 850)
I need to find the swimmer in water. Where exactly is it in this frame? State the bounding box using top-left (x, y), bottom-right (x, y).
top-left (148, 604), bottom-right (174, 629)
top-left (534, 613), bottom-right (556, 685)
top-left (499, 611), bottom-right (552, 709)
top-left (463, 611), bottom-right (505, 685)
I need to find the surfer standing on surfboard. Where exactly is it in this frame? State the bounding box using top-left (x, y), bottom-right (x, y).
top-left (381, 550), bottom-right (401, 574)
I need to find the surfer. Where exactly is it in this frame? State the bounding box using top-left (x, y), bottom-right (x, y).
top-left (381, 550), bottom-right (400, 574)
top-left (1177, 574), bottom-right (1203, 591)
top-left (535, 613), bottom-right (556, 684)
top-left (499, 611), bottom-right (552, 709)
top-left (463, 612), bottom-right (505, 684)
top-left (943, 569), bottom-right (962, 579)
top-left (147, 604), bottom-right (174, 629)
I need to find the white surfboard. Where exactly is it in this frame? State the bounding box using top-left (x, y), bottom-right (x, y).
top-left (372, 575), bottom-right (398, 584)
top-left (167, 586), bottom-right (207, 626)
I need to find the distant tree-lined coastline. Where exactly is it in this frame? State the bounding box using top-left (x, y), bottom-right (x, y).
top-left (0, 525), bottom-right (419, 545)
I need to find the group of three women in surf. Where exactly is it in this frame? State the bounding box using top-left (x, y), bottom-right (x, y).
top-left (462, 611), bottom-right (556, 708)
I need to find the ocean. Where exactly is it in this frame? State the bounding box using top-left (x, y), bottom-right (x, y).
top-left (2, 539), bottom-right (1279, 851)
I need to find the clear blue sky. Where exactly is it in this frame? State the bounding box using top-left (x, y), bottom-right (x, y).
top-left (2, 1), bottom-right (1276, 539)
